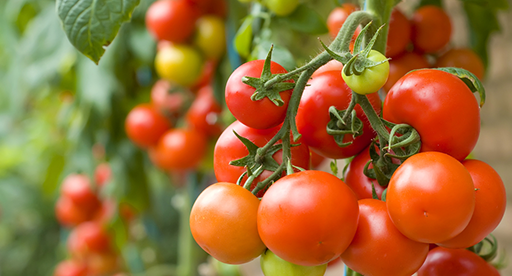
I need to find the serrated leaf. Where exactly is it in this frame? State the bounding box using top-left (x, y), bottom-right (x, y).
top-left (56, 0), bottom-right (141, 64)
top-left (277, 4), bottom-right (328, 35)
top-left (234, 16), bottom-right (253, 58)
top-left (435, 67), bottom-right (486, 107)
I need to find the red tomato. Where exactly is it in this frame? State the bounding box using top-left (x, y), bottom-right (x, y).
top-left (386, 152), bottom-right (475, 243)
top-left (149, 128), bottom-right (207, 171)
top-left (257, 170), bottom-right (359, 266)
top-left (311, 60), bottom-right (343, 77)
top-left (61, 174), bottom-right (101, 213)
top-left (125, 104), bottom-right (171, 148)
top-left (150, 80), bottom-right (190, 118)
top-left (186, 85), bottom-right (223, 137)
top-left (411, 6), bottom-right (452, 53)
top-left (186, 0), bottom-right (227, 17)
top-left (436, 48), bottom-right (485, 80)
top-left (386, 8), bottom-right (411, 58)
top-left (213, 121), bottom-right (310, 197)
top-left (344, 146), bottom-right (387, 200)
top-left (327, 4), bottom-right (359, 40)
top-left (383, 52), bottom-right (430, 92)
top-left (55, 196), bottom-right (97, 227)
top-left (94, 163), bottom-right (111, 188)
top-left (437, 159), bottom-right (506, 248)
top-left (145, 0), bottom-right (198, 43)
top-left (190, 182), bottom-right (266, 264)
top-left (383, 69), bottom-right (480, 161)
top-left (296, 71), bottom-right (381, 159)
top-left (417, 247), bottom-right (500, 276)
top-left (68, 221), bottom-right (111, 258)
top-left (54, 260), bottom-right (88, 276)
top-left (86, 252), bottom-right (119, 276)
top-left (225, 60), bottom-right (292, 130)
top-left (341, 199), bottom-right (429, 276)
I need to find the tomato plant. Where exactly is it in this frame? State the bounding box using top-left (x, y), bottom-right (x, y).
top-left (342, 49), bottom-right (389, 95)
top-left (417, 247), bottom-right (500, 276)
top-left (125, 104), bottom-right (171, 148)
top-left (260, 250), bottom-right (327, 276)
top-left (411, 5), bottom-right (452, 53)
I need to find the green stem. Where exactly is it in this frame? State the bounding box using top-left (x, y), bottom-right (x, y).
top-left (252, 161), bottom-right (286, 195)
top-left (341, 93), bottom-right (357, 124)
top-left (362, 0), bottom-right (395, 54)
top-left (176, 174), bottom-right (197, 276)
top-left (354, 93), bottom-right (389, 139)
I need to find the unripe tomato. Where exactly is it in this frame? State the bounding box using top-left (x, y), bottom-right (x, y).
top-left (145, 0), bottom-right (198, 43)
top-left (155, 44), bottom-right (203, 87)
top-left (260, 250), bottom-right (327, 276)
top-left (386, 8), bottom-right (411, 58)
top-left (383, 52), bottom-right (430, 92)
top-left (194, 16), bottom-right (226, 60)
top-left (125, 104), bottom-right (171, 148)
top-left (411, 6), bottom-right (452, 53)
top-left (436, 48), bottom-right (485, 80)
top-left (263, 0), bottom-right (299, 16)
top-left (68, 221), bottom-right (111, 258)
top-left (342, 50), bottom-right (389, 95)
top-left (190, 182), bottom-right (266, 264)
top-left (417, 247), bottom-right (500, 276)
top-left (149, 128), bottom-right (207, 171)
top-left (54, 260), bottom-right (88, 276)
top-left (61, 174), bottom-right (101, 213)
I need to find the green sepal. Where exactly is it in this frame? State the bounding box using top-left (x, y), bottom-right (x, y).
top-left (229, 131), bottom-right (282, 173)
top-left (371, 182), bottom-right (379, 200)
top-left (330, 159), bottom-right (339, 177)
top-left (319, 39), bottom-right (352, 64)
top-left (434, 67), bottom-right (486, 107)
top-left (326, 106), bottom-right (363, 147)
top-left (343, 24), bottom-right (389, 76)
top-left (381, 188), bottom-right (388, 202)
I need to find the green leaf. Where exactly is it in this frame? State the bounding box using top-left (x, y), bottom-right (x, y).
top-left (41, 154), bottom-right (66, 196)
top-left (278, 4), bottom-right (328, 35)
top-left (435, 67), bottom-right (486, 107)
top-left (56, 0), bottom-right (141, 64)
top-left (330, 160), bottom-right (338, 177)
top-left (234, 16), bottom-right (254, 58)
top-left (251, 40), bottom-right (296, 71)
top-left (460, 0), bottom-right (508, 10)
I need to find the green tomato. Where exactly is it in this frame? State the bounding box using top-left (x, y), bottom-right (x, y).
top-left (342, 50), bottom-right (389, 95)
top-left (260, 250), bottom-right (327, 276)
top-left (264, 0), bottom-right (299, 17)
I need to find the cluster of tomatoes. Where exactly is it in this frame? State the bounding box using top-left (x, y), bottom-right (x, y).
top-left (54, 164), bottom-right (130, 276)
top-left (238, 0), bottom-right (299, 17)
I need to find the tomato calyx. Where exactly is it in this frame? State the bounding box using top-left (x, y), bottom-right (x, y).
top-left (383, 121), bottom-right (421, 160)
top-left (467, 235), bottom-right (500, 263)
top-left (433, 67), bottom-right (486, 107)
top-left (363, 141), bottom-right (399, 188)
top-left (326, 105), bottom-right (364, 147)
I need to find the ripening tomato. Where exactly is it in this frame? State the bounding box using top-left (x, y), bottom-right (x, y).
top-left (437, 159), bottom-right (506, 248)
top-left (411, 6), bottom-right (452, 53)
top-left (296, 70), bottom-right (381, 159)
top-left (194, 16), bottom-right (226, 60)
top-left (386, 8), bottom-right (411, 58)
top-left (417, 247), bottom-right (500, 276)
top-left (383, 52), bottom-right (430, 92)
top-left (155, 44), bottom-right (204, 87)
top-left (386, 152), bottom-right (475, 243)
top-left (61, 174), bottom-right (101, 213)
top-left (125, 104), bottom-right (171, 148)
top-left (68, 221), bottom-right (111, 258)
top-left (190, 182), bottom-right (266, 264)
top-left (341, 199), bottom-right (429, 276)
top-left (185, 85), bottom-right (223, 137)
top-left (149, 128), bottom-right (207, 171)
top-left (342, 50), bottom-right (389, 95)
top-left (225, 59), bottom-right (292, 130)
top-left (260, 250), bottom-right (327, 276)
top-left (344, 146), bottom-right (387, 200)
top-left (145, 0), bottom-right (198, 43)
top-left (326, 4), bottom-right (359, 39)
top-left (55, 196), bottom-right (97, 227)
top-left (258, 170), bottom-right (359, 266)
top-left (436, 48), bottom-right (485, 80)
top-left (263, 0), bottom-right (299, 16)
top-left (94, 163), bottom-right (111, 188)
top-left (150, 80), bottom-right (191, 118)
top-left (383, 69), bottom-right (480, 160)
top-left (54, 260), bottom-right (88, 276)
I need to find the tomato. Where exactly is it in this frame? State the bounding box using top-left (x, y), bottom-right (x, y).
top-left (386, 152), bottom-right (475, 243)
top-left (155, 44), bottom-right (204, 87)
top-left (309, 149), bottom-right (326, 169)
top-left (54, 260), bottom-right (88, 276)
top-left (68, 221), bottom-right (111, 258)
top-left (386, 8), bottom-right (411, 58)
top-left (326, 4), bottom-right (359, 40)
top-left (344, 146), bottom-right (387, 200)
top-left (260, 250), bottom-right (327, 276)
top-left (55, 196), bottom-right (97, 227)
top-left (86, 252), bottom-right (119, 276)
top-left (61, 174), bottom-right (101, 213)
top-left (311, 60), bottom-right (343, 77)
top-left (437, 159), bottom-right (506, 248)
top-left (150, 79), bottom-right (191, 118)
top-left (225, 60), bottom-right (292, 130)
top-left (194, 16), bottom-right (226, 60)
top-left (190, 182), bottom-right (266, 264)
top-left (186, 0), bottom-right (227, 17)
top-left (383, 51), bottom-right (429, 92)
top-left (342, 50), bottom-right (389, 95)
top-left (341, 199), bottom-right (429, 276)
top-left (296, 70), bottom-right (381, 159)
top-left (436, 48), bottom-right (485, 80)
top-left (149, 128), bottom-right (207, 171)
top-left (383, 69), bottom-right (480, 161)
top-left (263, 0), bottom-right (299, 16)
top-left (213, 121), bottom-right (310, 197)
top-left (257, 170), bottom-right (359, 266)
top-left (145, 0), bottom-right (198, 43)
top-left (417, 247), bottom-right (500, 276)
top-left (94, 163), bottom-right (111, 188)
top-left (411, 6), bottom-right (452, 53)
top-left (185, 85), bottom-right (223, 137)
top-left (125, 104), bottom-right (171, 148)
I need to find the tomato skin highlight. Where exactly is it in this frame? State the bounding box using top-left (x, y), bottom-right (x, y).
top-left (257, 170), bottom-right (359, 266)
top-left (386, 152), bottom-right (475, 244)
top-left (296, 70), bottom-right (381, 159)
top-left (341, 199), bottom-right (429, 276)
top-left (417, 247), bottom-right (500, 276)
top-left (125, 104), bottom-right (171, 148)
top-left (190, 182), bottom-right (266, 264)
top-left (411, 5), bottom-right (452, 53)
top-left (383, 69), bottom-right (480, 161)
top-left (225, 60), bottom-right (292, 130)
top-left (437, 159), bottom-right (506, 248)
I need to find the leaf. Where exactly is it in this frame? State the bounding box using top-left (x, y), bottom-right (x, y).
top-left (251, 40), bottom-right (296, 71)
top-left (56, 0), bottom-right (141, 64)
top-left (277, 4), bottom-right (328, 35)
top-left (234, 16), bottom-right (253, 58)
top-left (41, 154), bottom-right (66, 196)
